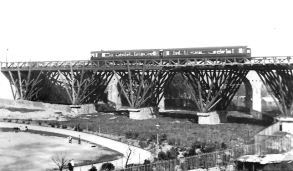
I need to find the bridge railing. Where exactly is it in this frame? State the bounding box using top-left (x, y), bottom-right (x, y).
top-left (1, 56), bottom-right (293, 71)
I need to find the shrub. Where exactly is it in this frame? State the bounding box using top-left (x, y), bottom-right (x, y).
top-left (149, 134), bottom-right (157, 142)
top-left (166, 147), bottom-right (179, 159)
top-left (100, 162), bottom-right (115, 171)
top-left (203, 142), bottom-right (216, 153)
top-left (157, 151), bottom-right (168, 160)
top-left (168, 138), bottom-right (176, 145)
top-left (62, 125), bottom-right (67, 129)
top-left (139, 141), bottom-right (148, 149)
top-left (89, 165), bottom-right (98, 171)
top-left (221, 142), bottom-right (227, 149)
top-left (160, 133), bottom-right (168, 142)
top-left (125, 131), bottom-right (139, 139)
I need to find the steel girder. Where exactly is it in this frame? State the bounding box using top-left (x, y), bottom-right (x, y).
top-left (2, 69), bottom-right (44, 100)
top-left (2, 56), bottom-right (293, 72)
top-left (114, 65), bottom-right (175, 108)
top-left (182, 67), bottom-right (249, 112)
top-left (3, 66), bottom-right (114, 105)
top-left (54, 67), bottom-right (113, 105)
top-left (256, 68), bottom-right (293, 116)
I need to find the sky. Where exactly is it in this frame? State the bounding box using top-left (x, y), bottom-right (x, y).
top-left (0, 0), bottom-right (293, 98)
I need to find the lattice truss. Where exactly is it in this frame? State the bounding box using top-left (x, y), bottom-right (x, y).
top-left (2, 70), bottom-right (44, 100)
top-left (183, 68), bottom-right (249, 112)
top-left (257, 68), bottom-right (293, 116)
top-left (114, 67), bottom-right (175, 108)
top-left (52, 68), bottom-right (113, 105)
top-left (3, 67), bottom-right (114, 104)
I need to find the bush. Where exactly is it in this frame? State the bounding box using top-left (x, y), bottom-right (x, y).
top-left (160, 133), bottom-right (168, 142)
top-left (139, 141), bottom-right (148, 149)
top-left (167, 138), bottom-right (176, 145)
top-left (221, 142), bottom-right (227, 149)
top-left (166, 147), bottom-right (179, 159)
top-left (186, 140), bottom-right (226, 156)
top-left (100, 162), bottom-right (115, 171)
top-left (148, 134), bottom-right (157, 142)
top-left (89, 165), bottom-right (98, 171)
top-left (125, 131), bottom-right (139, 139)
top-left (157, 151), bottom-right (168, 160)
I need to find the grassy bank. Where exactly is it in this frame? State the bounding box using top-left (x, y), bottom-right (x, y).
top-left (41, 112), bottom-right (265, 148)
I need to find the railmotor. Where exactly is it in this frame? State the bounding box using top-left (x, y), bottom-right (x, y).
top-left (90, 46), bottom-right (251, 60)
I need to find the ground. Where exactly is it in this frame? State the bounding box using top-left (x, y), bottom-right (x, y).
top-left (0, 103), bottom-right (268, 149)
top-left (57, 112), bottom-right (265, 147)
top-left (0, 129), bottom-right (121, 171)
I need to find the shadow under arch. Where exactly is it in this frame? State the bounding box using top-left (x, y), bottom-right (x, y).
top-left (235, 76), bottom-right (252, 112)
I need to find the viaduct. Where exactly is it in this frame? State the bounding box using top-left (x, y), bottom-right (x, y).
top-left (1, 48), bottom-right (293, 119)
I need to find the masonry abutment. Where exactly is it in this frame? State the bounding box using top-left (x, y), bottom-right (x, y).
top-left (106, 76), bottom-right (122, 109)
top-left (247, 71), bottom-right (263, 112)
top-left (158, 93), bottom-right (165, 112)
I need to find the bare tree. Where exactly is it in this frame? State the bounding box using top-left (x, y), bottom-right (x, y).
top-left (51, 152), bottom-right (69, 171)
top-left (125, 145), bottom-right (133, 167)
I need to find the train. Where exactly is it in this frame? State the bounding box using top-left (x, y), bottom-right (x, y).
top-left (90, 46), bottom-right (251, 59)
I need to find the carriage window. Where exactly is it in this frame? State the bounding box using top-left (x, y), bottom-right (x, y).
top-left (238, 48), bottom-right (243, 53)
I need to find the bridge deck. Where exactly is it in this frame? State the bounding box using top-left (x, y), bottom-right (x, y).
top-left (1, 56), bottom-right (293, 71)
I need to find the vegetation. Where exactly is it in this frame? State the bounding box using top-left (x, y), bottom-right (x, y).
top-left (100, 163), bottom-right (115, 171)
top-left (41, 112), bottom-right (265, 149)
top-left (51, 152), bottom-right (69, 171)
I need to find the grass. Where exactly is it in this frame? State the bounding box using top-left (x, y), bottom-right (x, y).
top-left (44, 112), bottom-right (266, 148)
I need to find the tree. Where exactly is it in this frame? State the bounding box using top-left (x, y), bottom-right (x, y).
top-left (51, 152), bottom-right (69, 171)
top-left (125, 145), bottom-right (132, 167)
top-left (100, 163), bottom-right (115, 171)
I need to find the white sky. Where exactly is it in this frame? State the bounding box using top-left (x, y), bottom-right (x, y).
top-left (0, 0), bottom-right (293, 99)
top-left (0, 0), bottom-right (293, 62)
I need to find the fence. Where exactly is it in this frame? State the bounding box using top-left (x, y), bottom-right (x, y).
top-left (116, 144), bottom-right (256, 171)
top-left (254, 121), bottom-right (293, 154)
top-left (255, 134), bottom-right (292, 155)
